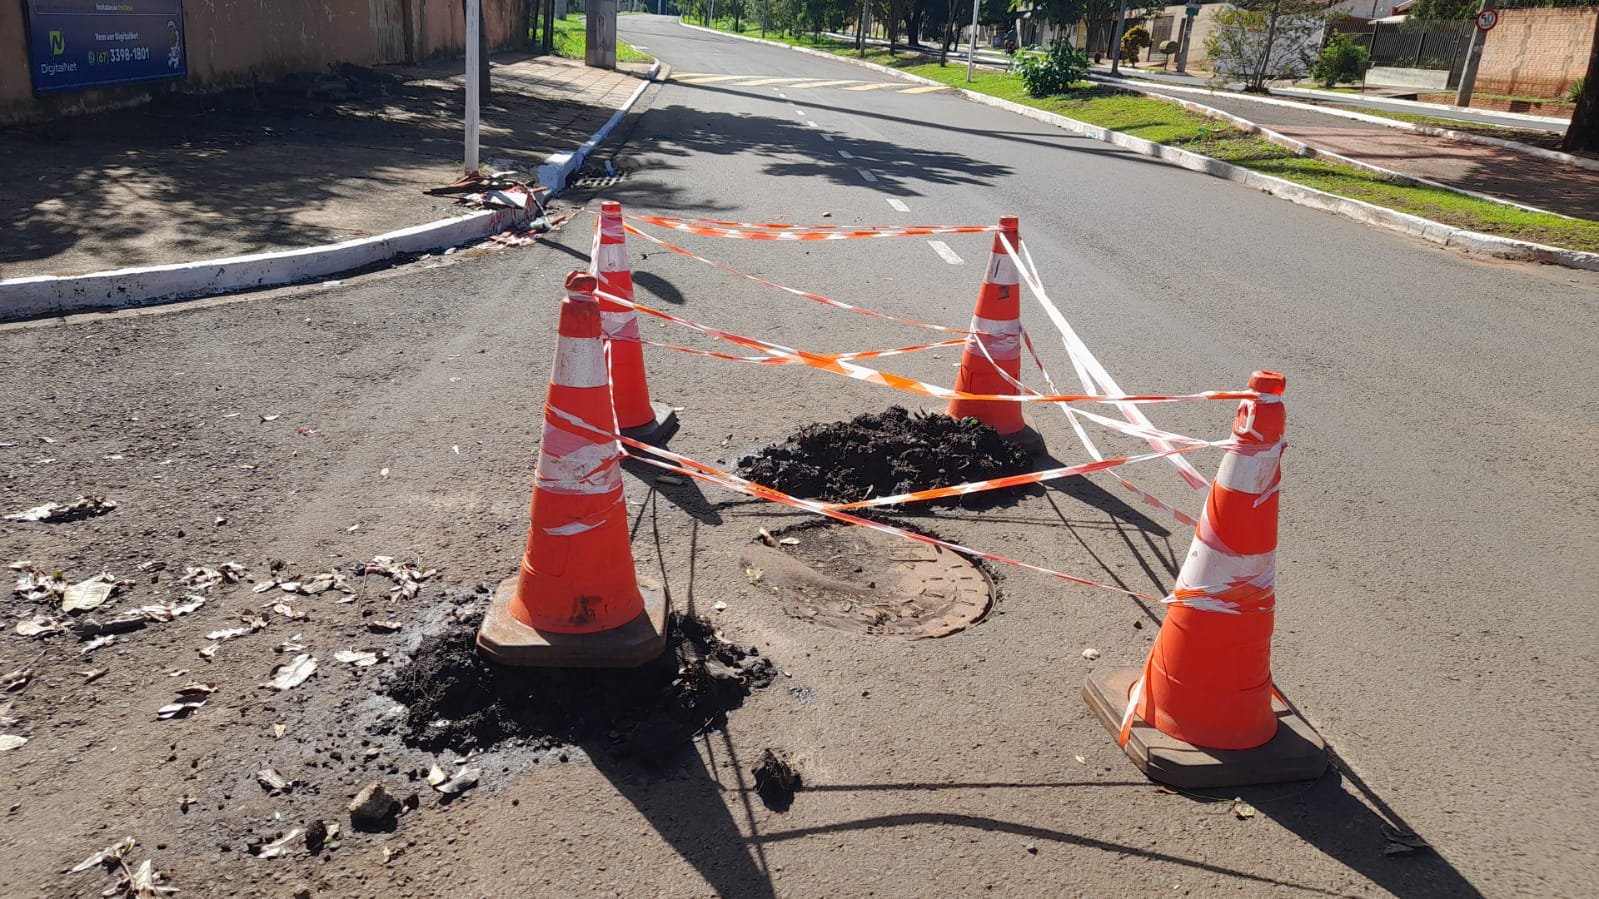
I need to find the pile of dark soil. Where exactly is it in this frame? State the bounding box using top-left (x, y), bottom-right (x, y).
top-left (385, 613), bottom-right (776, 760)
top-left (737, 406), bottom-right (1033, 507)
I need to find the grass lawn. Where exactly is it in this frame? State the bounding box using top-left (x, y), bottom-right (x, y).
top-left (552, 14), bottom-right (653, 64)
top-left (692, 22), bottom-right (1599, 252)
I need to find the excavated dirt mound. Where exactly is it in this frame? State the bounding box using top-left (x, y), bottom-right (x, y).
top-left (385, 613), bottom-right (776, 760)
top-left (737, 406), bottom-right (1033, 508)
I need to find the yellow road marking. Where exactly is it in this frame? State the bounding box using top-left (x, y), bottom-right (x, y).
top-left (843, 83), bottom-right (902, 91)
top-left (673, 74), bottom-right (745, 83)
top-left (898, 85), bottom-right (947, 94)
top-left (732, 77), bottom-right (808, 86)
top-left (787, 80), bottom-right (863, 89)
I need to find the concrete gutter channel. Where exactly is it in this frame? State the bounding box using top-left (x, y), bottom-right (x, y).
top-left (681, 21), bottom-right (1599, 274)
top-left (0, 60), bottom-right (664, 323)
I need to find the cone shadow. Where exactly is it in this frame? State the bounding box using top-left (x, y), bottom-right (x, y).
top-left (623, 456), bottom-right (725, 526)
top-left (582, 730), bottom-right (777, 899)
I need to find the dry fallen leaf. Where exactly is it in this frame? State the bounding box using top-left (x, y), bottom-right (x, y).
top-left (69, 836), bottom-right (136, 872)
top-left (0, 734), bottom-right (27, 751)
top-left (432, 766), bottom-right (480, 795)
top-left (758, 528), bottom-right (776, 546)
top-left (81, 668), bottom-right (108, 684)
top-left (156, 698), bottom-right (206, 720)
top-left (779, 537), bottom-right (801, 546)
top-left (426, 763), bottom-right (447, 787)
top-left (197, 644), bottom-right (218, 662)
top-left (256, 768), bottom-right (293, 793)
top-left (15, 615), bottom-right (64, 637)
top-left (272, 723), bottom-right (286, 739)
top-left (251, 827), bottom-right (303, 859)
top-left (265, 654), bottom-right (317, 691)
top-left (61, 575), bottom-right (117, 612)
top-left (366, 620), bottom-right (401, 634)
top-left (1232, 799), bottom-right (1257, 820)
top-left (1081, 648), bottom-right (1101, 661)
top-left (334, 650), bottom-right (383, 668)
top-left (80, 634), bottom-right (116, 654)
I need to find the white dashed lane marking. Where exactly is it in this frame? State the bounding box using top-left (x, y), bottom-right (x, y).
top-left (928, 240), bottom-right (963, 264)
top-left (837, 150), bottom-right (854, 159)
top-left (857, 169), bottom-right (878, 183)
top-left (887, 198), bottom-right (910, 212)
top-left (820, 134), bottom-right (834, 141)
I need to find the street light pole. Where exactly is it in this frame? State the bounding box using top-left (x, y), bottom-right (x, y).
top-left (967, 0), bottom-right (980, 82)
top-left (1108, 0), bottom-right (1129, 76)
top-left (464, 0), bottom-right (481, 176)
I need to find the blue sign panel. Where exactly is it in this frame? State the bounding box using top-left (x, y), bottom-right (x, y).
top-left (24, 1), bottom-right (188, 95)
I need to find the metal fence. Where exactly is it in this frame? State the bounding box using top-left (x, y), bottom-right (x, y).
top-left (1343, 19), bottom-right (1476, 89)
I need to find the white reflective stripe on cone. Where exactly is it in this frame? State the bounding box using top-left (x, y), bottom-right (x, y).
top-left (1213, 440), bottom-right (1284, 495)
top-left (535, 435), bottom-right (622, 496)
top-left (595, 243), bottom-right (629, 273)
top-left (551, 336), bottom-right (609, 388)
top-left (600, 215), bottom-right (626, 243)
top-left (600, 310), bottom-right (641, 340)
top-left (984, 250), bottom-right (1020, 286)
top-left (969, 315), bottom-right (1021, 360)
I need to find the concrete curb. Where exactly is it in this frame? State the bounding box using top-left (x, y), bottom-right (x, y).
top-left (1096, 73), bottom-right (1599, 174)
top-left (0, 60), bottom-right (663, 322)
top-left (1090, 76), bottom-right (1580, 220)
top-left (676, 21), bottom-right (1599, 273)
top-left (538, 60), bottom-right (662, 191)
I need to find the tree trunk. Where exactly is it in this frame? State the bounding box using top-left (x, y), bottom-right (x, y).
top-left (1564, 11), bottom-right (1599, 152)
top-left (1250, 0), bottom-right (1284, 92)
top-left (908, 7), bottom-right (924, 47)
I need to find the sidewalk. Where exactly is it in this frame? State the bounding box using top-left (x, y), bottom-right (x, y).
top-left (1124, 82), bottom-right (1599, 219)
top-left (0, 53), bottom-right (651, 279)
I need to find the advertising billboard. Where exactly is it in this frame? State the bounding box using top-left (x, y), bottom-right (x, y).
top-left (23, 1), bottom-right (188, 95)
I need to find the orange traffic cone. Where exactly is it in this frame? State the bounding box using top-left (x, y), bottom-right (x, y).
top-left (946, 215), bottom-right (1042, 453)
top-left (594, 201), bottom-right (677, 442)
top-left (476, 271), bottom-right (667, 668)
top-left (1083, 371), bottom-right (1325, 788)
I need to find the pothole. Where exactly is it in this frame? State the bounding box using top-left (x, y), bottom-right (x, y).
top-left (742, 523), bottom-right (994, 639)
top-left (384, 610), bottom-right (776, 760)
top-left (735, 406), bottom-right (1033, 509)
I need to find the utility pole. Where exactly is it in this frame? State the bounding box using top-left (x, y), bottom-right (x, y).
top-left (1108, 0), bottom-right (1129, 76)
top-left (1176, 0), bottom-right (1198, 74)
top-left (1456, 0), bottom-right (1496, 108)
top-left (465, 0), bottom-right (481, 176)
top-left (966, 0), bottom-right (980, 82)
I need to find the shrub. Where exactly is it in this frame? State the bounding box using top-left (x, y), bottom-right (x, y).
top-left (1310, 32), bottom-right (1368, 88)
top-left (1016, 40), bottom-right (1090, 98)
top-left (1120, 25), bottom-right (1151, 64)
top-left (1569, 77), bottom-right (1585, 104)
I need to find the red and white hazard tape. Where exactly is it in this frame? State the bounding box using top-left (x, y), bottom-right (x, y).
top-left (596, 287), bottom-right (1256, 407)
top-left (624, 224), bottom-right (975, 335)
top-left (627, 214), bottom-right (1002, 241)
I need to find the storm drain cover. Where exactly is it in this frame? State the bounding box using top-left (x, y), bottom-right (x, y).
top-left (741, 524), bottom-right (993, 639)
top-left (571, 172), bottom-right (628, 189)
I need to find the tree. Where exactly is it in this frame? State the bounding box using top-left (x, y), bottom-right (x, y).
top-left (1566, 12), bottom-right (1599, 151)
top-left (1120, 23), bottom-right (1151, 64)
top-left (1407, 0), bottom-right (1476, 20)
top-left (1205, 0), bottom-right (1329, 92)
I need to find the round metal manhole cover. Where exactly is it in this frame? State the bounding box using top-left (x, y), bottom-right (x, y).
top-left (740, 524), bottom-right (993, 639)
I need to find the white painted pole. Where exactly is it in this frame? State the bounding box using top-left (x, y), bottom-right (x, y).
top-left (966, 0), bottom-right (979, 83)
top-left (465, 0), bottom-right (481, 176)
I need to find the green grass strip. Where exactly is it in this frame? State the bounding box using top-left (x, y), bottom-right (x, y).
top-left (690, 22), bottom-right (1599, 253)
top-left (553, 15), bottom-right (653, 64)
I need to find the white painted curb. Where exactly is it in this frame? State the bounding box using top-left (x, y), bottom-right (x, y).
top-left (539, 61), bottom-right (662, 191)
top-left (0, 60), bottom-right (662, 322)
top-left (677, 21), bottom-right (1599, 272)
top-left (1096, 73), bottom-right (1599, 174)
top-left (1092, 77), bottom-right (1579, 220)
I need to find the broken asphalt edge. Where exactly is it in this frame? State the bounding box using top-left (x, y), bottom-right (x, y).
top-left (0, 59), bottom-right (662, 324)
top-left (678, 20), bottom-right (1599, 274)
top-left (1089, 73), bottom-right (1599, 176)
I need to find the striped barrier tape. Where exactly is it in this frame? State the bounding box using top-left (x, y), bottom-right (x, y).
top-left (542, 401), bottom-right (1260, 613)
top-left (595, 286), bottom-right (1257, 407)
top-left (624, 223), bottom-right (975, 335)
top-left (626, 214), bottom-right (1004, 241)
top-left (640, 336), bottom-right (968, 366)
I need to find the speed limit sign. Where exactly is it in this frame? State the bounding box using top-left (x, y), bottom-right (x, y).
top-left (1475, 8), bottom-right (1499, 31)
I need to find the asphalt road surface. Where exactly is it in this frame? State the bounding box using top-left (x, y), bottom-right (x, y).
top-left (1, 15), bottom-right (1595, 899)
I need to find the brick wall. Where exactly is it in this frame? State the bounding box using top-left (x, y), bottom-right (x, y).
top-left (1476, 7), bottom-right (1596, 100)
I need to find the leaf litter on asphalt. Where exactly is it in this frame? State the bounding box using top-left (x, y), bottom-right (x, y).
top-left (265, 654), bottom-right (317, 691)
top-left (4, 495), bottom-right (117, 523)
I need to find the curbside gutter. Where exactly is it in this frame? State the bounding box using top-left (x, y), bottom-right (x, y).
top-left (0, 60), bottom-right (662, 322)
top-left (677, 21), bottom-right (1599, 272)
top-left (1091, 73), bottom-right (1599, 175)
